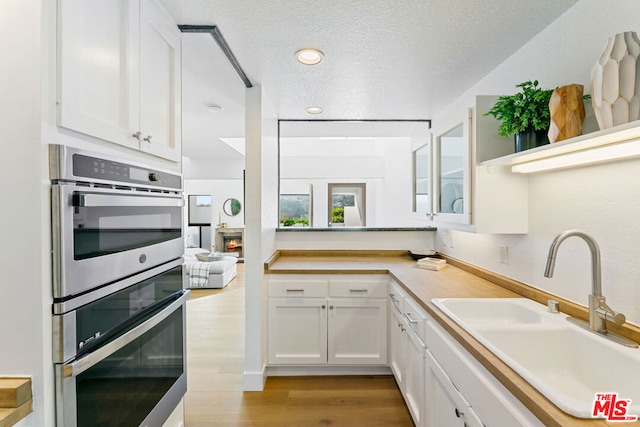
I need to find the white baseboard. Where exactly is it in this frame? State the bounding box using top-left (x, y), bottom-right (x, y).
top-left (242, 367), bottom-right (267, 391)
top-left (266, 365), bottom-right (392, 377)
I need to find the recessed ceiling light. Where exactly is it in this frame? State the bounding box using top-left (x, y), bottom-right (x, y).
top-left (305, 106), bottom-right (323, 114)
top-left (208, 104), bottom-right (223, 112)
top-left (296, 48), bottom-right (324, 65)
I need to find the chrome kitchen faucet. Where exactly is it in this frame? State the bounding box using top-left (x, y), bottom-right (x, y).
top-left (544, 229), bottom-right (638, 348)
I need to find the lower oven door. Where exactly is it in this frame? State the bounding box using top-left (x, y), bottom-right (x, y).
top-left (55, 290), bottom-right (189, 427)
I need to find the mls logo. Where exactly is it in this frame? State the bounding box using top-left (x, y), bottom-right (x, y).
top-left (592, 393), bottom-right (638, 422)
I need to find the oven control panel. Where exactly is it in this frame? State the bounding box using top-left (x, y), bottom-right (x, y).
top-left (72, 154), bottom-right (181, 189)
top-left (49, 144), bottom-right (182, 190)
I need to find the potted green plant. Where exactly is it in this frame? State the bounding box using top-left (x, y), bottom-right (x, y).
top-left (484, 80), bottom-right (553, 152)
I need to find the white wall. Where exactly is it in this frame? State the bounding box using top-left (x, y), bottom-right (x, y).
top-left (277, 231), bottom-right (435, 252)
top-left (0, 1), bottom-right (52, 426)
top-left (243, 86), bottom-right (278, 390)
top-left (429, 0), bottom-right (640, 325)
top-left (183, 156), bottom-right (244, 180)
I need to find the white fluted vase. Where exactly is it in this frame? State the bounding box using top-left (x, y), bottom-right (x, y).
top-left (591, 31), bottom-right (640, 130)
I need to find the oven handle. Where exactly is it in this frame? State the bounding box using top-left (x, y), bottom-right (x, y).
top-left (74, 192), bottom-right (184, 208)
top-left (62, 290), bottom-right (189, 378)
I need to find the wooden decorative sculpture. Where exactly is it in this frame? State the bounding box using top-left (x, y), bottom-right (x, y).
top-left (548, 84), bottom-right (586, 143)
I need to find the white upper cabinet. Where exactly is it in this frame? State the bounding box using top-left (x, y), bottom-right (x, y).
top-left (429, 96), bottom-right (528, 234)
top-left (57, 0), bottom-right (181, 162)
top-left (138, 0), bottom-right (182, 161)
top-left (57, 0), bottom-right (139, 149)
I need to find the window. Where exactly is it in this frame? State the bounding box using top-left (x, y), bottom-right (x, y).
top-left (328, 183), bottom-right (365, 227)
top-left (278, 120), bottom-right (430, 228)
top-left (188, 195), bottom-right (212, 225)
top-left (279, 194), bottom-right (311, 227)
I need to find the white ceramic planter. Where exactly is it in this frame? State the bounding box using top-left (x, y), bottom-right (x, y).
top-left (591, 31), bottom-right (640, 129)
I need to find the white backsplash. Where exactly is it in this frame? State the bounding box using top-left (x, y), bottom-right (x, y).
top-left (436, 158), bottom-right (640, 326)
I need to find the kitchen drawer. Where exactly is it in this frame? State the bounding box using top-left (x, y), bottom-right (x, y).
top-left (329, 276), bottom-right (388, 298)
top-left (404, 295), bottom-right (427, 340)
top-left (269, 278), bottom-right (329, 298)
top-left (388, 279), bottom-right (407, 312)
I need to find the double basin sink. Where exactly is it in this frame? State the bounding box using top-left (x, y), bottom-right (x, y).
top-left (431, 298), bottom-right (640, 419)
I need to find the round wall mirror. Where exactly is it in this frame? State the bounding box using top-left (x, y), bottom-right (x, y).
top-left (223, 198), bottom-right (242, 216)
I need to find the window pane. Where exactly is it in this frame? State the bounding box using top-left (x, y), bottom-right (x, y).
top-left (438, 124), bottom-right (465, 214)
top-left (279, 194), bottom-right (310, 226)
top-left (329, 184), bottom-right (365, 227)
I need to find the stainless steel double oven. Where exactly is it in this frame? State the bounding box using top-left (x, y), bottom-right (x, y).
top-left (50, 145), bottom-right (188, 427)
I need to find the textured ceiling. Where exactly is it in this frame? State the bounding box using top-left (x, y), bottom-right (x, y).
top-left (164, 0), bottom-right (580, 159)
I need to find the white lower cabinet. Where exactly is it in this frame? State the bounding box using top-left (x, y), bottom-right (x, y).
top-left (388, 305), bottom-right (407, 387)
top-left (425, 319), bottom-right (544, 427)
top-left (268, 297), bottom-right (328, 364)
top-left (388, 279), bottom-right (543, 427)
top-left (328, 298), bottom-right (387, 364)
top-left (404, 316), bottom-right (427, 427)
top-left (269, 274), bottom-right (544, 426)
top-left (268, 275), bottom-right (388, 366)
top-left (426, 351), bottom-right (483, 427)
top-left (388, 280), bottom-right (427, 427)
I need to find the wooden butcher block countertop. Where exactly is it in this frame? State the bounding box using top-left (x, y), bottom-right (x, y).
top-left (0, 378), bottom-right (32, 427)
top-left (265, 250), bottom-right (640, 427)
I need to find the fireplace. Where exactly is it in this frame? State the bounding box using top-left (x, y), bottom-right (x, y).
top-left (215, 227), bottom-right (244, 261)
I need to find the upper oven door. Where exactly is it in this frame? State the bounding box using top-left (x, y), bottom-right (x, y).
top-left (52, 184), bottom-right (184, 300)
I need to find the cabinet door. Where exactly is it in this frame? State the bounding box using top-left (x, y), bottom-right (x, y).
top-left (268, 298), bottom-right (327, 365)
top-left (57, 0), bottom-right (140, 149)
top-left (388, 305), bottom-right (406, 388)
top-left (432, 109), bottom-right (472, 225)
top-left (426, 351), bottom-right (483, 427)
top-left (404, 326), bottom-right (426, 427)
top-left (138, 0), bottom-right (182, 162)
top-left (328, 298), bottom-right (387, 365)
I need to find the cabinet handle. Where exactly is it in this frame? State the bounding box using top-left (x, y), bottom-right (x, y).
top-left (132, 131), bottom-right (142, 141)
top-left (455, 408), bottom-right (463, 418)
top-left (286, 289), bottom-right (305, 293)
top-left (329, 305), bottom-right (334, 310)
top-left (143, 135), bottom-right (153, 143)
top-left (321, 305), bottom-right (326, 309)
top-left (389, 293), bottom-right (400, 303)
top-left (405, 312), bottom-right (419, 324)
top-left (349, 289), bottom-right (368, 293)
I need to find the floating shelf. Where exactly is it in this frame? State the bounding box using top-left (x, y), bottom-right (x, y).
top-left (480, 120), bottom-right (640, 173)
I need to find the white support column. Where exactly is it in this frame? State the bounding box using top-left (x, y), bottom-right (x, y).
top-left (243, 85), bottom-right (278, 390)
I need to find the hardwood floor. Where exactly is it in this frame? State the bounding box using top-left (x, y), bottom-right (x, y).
top-left (185, 264), bottom-right (414, 426)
